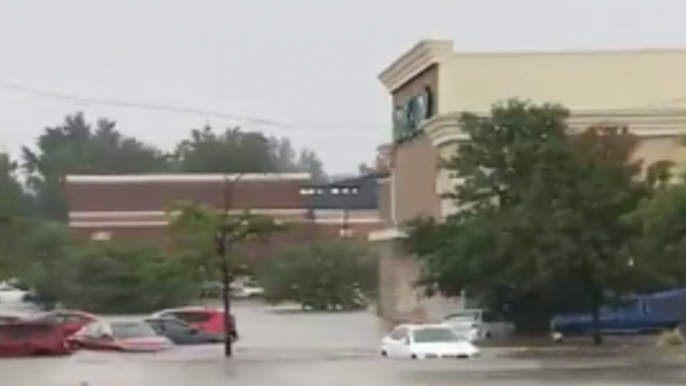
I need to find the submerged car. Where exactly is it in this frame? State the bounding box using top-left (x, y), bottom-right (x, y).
top-left (33, 309), bottom-right (99, 337)
top-left (0, 282), bottom-right (29, 306)
top-left (145, 317), bottom-right (223, 345)
top-left (0, 320), bottom-right (72, 357)
top-left (151, 307), bottom-right (237, 340)
top-left (70, 320), bottom-right (173, 352)
top-left (380, 324), bottom-right (479, 359)
top-left (442, 309), bottom-right (515, 340)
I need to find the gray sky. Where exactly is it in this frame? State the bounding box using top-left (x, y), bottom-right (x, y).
top-left (1, 0), bottom-right (686, 174)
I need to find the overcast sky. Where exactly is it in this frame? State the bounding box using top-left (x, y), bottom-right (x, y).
top-left (1, 0), bottom-right (686, 174)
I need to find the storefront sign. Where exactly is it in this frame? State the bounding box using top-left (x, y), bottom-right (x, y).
top-left (393, 86), bottom-right (434, 142)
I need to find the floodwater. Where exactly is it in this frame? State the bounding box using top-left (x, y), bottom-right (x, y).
top-left (2, 302), bottom-right (686, 386)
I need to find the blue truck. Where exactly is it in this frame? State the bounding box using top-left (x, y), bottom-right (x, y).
top-left (551, 288), bottom-right (686, 339)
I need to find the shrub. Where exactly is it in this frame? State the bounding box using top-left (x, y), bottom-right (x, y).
top-left (64, 244), bottom-right (201, 313)
top-left (261, 241), bottom-right (377, 311)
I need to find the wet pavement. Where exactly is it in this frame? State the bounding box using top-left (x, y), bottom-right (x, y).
top-left (2, 302), bottom-right (686, 386)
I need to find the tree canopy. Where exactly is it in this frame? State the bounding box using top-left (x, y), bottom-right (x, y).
top-left (20, 113), bottom-right (327, 220)
top-left (405, 100), bottom-right (658, 337)
top-left (261, 240), bottom-right (378, 311)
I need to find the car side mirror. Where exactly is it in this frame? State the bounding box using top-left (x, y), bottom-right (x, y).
top-left (404, 337), bottom-right (411, 345)
top-left (99, 333), bottom-right (114, 341)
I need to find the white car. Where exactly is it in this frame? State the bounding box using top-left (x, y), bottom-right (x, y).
top-left (443, 309), bottom-right (515, 340)
top-left (0, 282), bottom-right (28, 305)
top-left (380, 324), bottom-right (480, 359)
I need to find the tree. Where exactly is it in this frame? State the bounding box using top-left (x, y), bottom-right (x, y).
top-left (297, 149), bottom-right (327, 182)
top-left (67, 243), bottom-right (199, 313)
top-left (175, 127), bottom-right (279, 173)
top-left (0, 152), bottom-right (32, 217)
top-left (261, 241), bottom-right (378, 311)
top-left (405, 100), bottom-right (651, 341)
top-left (174, 126), bottom-right (327, 179)
top-left (9, 220), bottom-right (77, 309)
top-left (0, 152), bottom-right (36, 276)
top-left (22, 113), bottom-right (171, 220)
top-left (631, 178), bottom-right (686, 291)
top-left (166, 201), bottom-right (283, 282)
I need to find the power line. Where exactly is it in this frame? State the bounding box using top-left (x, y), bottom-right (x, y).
top-left (0, 80), bottom-right (386, 130)
top-left (621, 95), bottom-right (686, 111)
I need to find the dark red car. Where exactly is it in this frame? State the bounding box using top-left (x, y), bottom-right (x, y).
top-left (34, 309), bottom-right (99, 337)
top-left (151, 307), bottom-right (237, 340)
top-left (70, 320), bottom-right (173, 352)
top-left (0, 320), bottom-right (72, 356)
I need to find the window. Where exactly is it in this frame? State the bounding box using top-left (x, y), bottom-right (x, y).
top-left (146, 320), bottom-right (163, 333)
top-left (445, 310), bottom-right (480, 323)
top-left (111, 322), bottom-right (157, 338)
top-left (389, 327), bottom-right (408, 340)
top-left (64, 314), bottom-right (91, 324)
top-left (163, 319), bottom-right (194, 333)
top-left (482, 311), bottom-right (505, 322)
top-left (412, 327), bottom-right (460, 343)
top-left (340, 188), bottom-right (350, 194)
top-left (173, 311), bottom-right (212, 323)
top-left (331, 188), bottom-right (340, 195)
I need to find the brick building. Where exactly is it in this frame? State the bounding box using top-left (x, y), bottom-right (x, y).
top-left (66, 173), bottom-right (384, 253)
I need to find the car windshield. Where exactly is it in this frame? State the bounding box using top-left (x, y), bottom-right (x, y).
top-left (446, 311), bottom-right (479, 322)
top-left (412, 327), bottom-right (461, 343)
top-left (111, 322), bottom-right (157, 339)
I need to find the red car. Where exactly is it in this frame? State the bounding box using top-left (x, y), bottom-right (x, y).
top-left (151, 307), bottom-right (237, 340)
top-left (34, 309), bottom-right (99, 337)
top-left (0, 320), bottom-right (72, 356)
top-left (70, 320), bottom-right (173, 352)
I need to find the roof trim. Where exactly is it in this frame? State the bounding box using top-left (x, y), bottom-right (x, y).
top-left (70, 217), bottom-right (383, 228)
top-left (66, 173), bottom-right (311, 184)
top-left (378, 39), bottom-right (453, 92)
top-left (424, 108), bottom-right (686, 148)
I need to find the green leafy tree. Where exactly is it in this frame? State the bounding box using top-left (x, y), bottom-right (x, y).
top-left (67, 243), bottom-right (199, 313)
top-left (297, 149), bottom-right (327, 182)
top-left (0, 152), bottom-right (35, 276)
top-left (174, 126), bottom-right (279, 173)
top-left (22, 113), bottom-right (171, 220)
top-left (174, 126), bottom-right (327, 179)
top-left (631, 179), bottom-right (686, 291)
top-left (261, 241), bottom-right (378, 311)
top-left (406, 100), bottom-right (652, 341)
top-left (10, 220), bottom-right (77, 309)
top-left (166, 201), bottom-right (283, 282)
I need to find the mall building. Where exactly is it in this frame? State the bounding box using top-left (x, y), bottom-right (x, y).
top-left (372, 39), bottom-right (686, 324)
top-left (66, 173), bottom-right (385, 265)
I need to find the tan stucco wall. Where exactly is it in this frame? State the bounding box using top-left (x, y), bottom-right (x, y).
top-left (391, 134), bottom-right (441, 223)
top-left (441, 50), bottom-right (686, 113)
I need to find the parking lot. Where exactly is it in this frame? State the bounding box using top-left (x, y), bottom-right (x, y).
top-left (2, 301), bottom-right (686, 386)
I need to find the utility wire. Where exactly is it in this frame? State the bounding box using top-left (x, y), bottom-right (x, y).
top-left (0, 80), bottom-right (386, 130)
top-left (620, 95), bottom-right (686, 111)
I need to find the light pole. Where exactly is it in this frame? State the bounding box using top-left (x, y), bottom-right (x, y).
top-left (216, 174), bottom-right (243, 358)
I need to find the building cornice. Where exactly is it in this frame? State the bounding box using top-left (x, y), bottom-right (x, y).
top-left (423, 108), bottom-right (686, 148)
top-left (66, 173), bottom-right (311, 184)
top-left (378, 40), bottom-right (453, 92)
